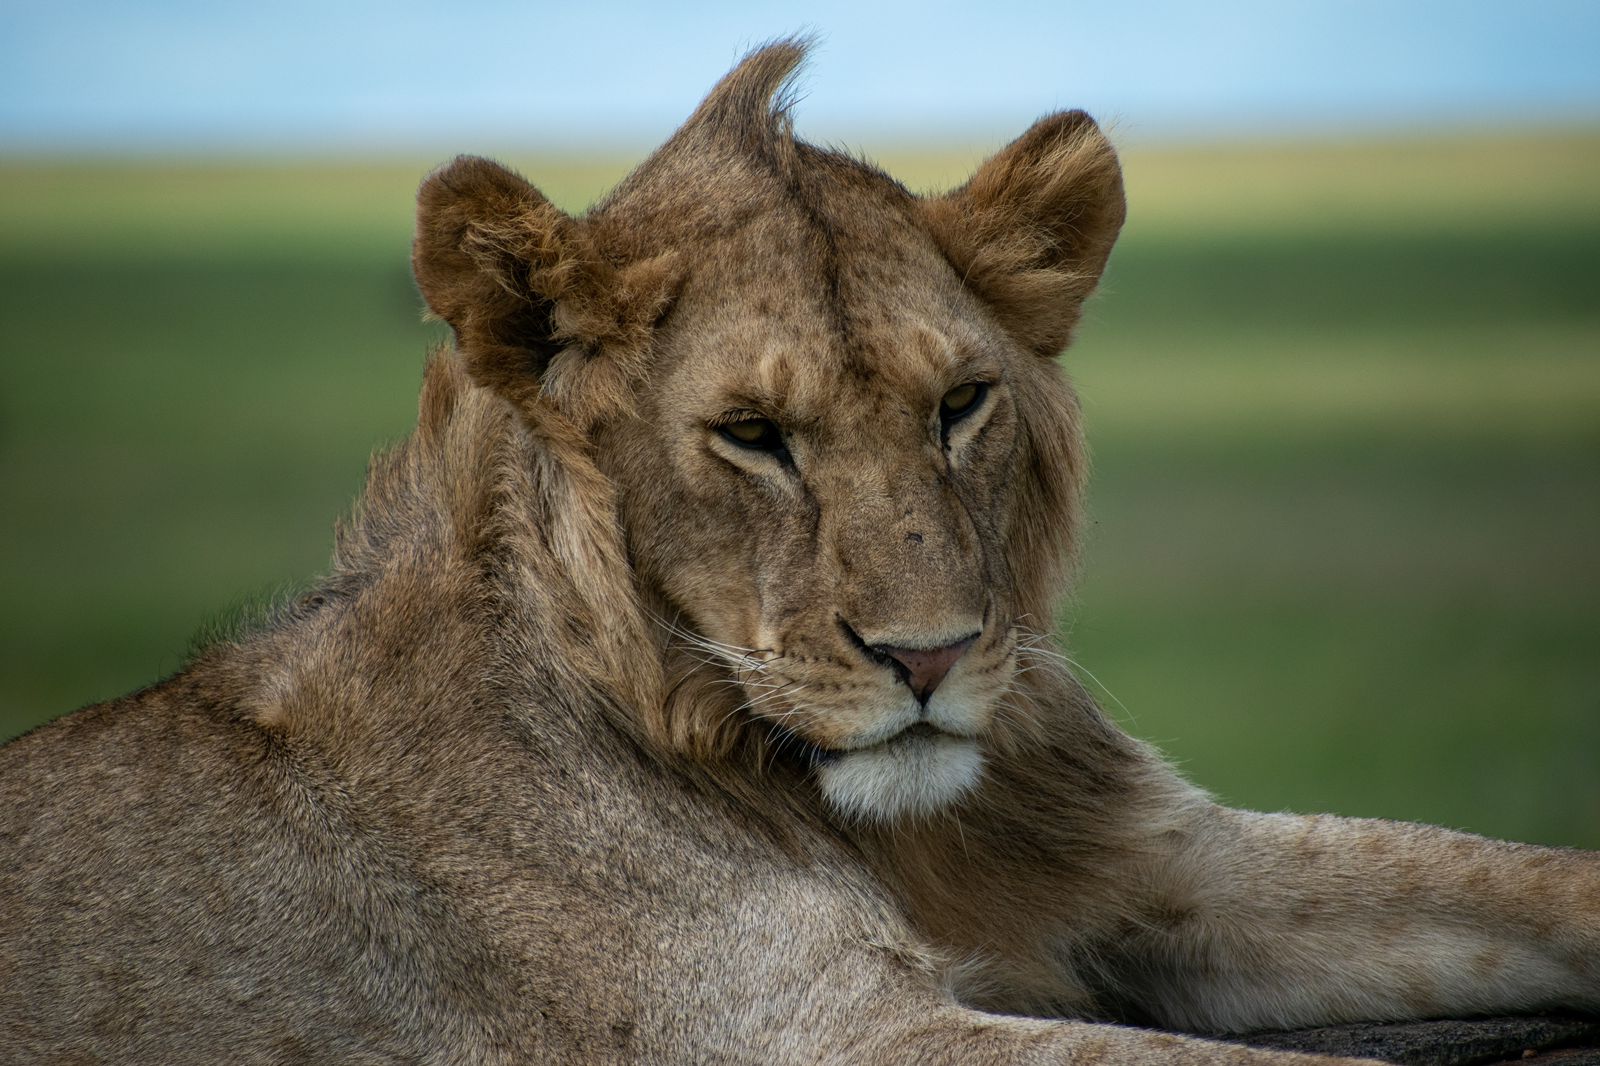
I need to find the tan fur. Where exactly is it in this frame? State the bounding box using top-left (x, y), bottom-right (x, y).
top-left (3, 40), bottom-right (1596, 1065)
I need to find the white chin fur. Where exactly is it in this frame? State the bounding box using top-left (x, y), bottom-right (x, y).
top-left (817, 735), bottom-right (984, 822)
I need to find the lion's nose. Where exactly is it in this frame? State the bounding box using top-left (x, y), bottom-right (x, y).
top-left (874, 636), bottom-right (977, 704)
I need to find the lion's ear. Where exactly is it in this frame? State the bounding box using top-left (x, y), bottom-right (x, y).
top-left (412, 155), bottom-right (678, 411)
top-left (923, 111), bottom-right (1126, 359)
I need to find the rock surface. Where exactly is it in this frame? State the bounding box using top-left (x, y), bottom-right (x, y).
top-left (1223, 1016), bottom-right (1600, 1065)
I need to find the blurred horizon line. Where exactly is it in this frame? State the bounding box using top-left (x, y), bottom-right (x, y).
top-left (5, 113), bottom-right (1598, 163)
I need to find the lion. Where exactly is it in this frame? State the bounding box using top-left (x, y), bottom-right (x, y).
top-left (1, 40), bottom-right (1595, 1066)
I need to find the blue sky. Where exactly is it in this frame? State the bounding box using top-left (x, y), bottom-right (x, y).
top-left (3, 0), bottom-right (1598, 152)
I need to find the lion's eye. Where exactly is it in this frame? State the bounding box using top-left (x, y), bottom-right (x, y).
top-left (718, 417), bottom-right (786, 454)
top-left (940, 382), bottom-right (988, 423)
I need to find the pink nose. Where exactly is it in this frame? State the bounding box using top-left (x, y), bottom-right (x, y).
top-left (876, 636), bottom-right (977, 703)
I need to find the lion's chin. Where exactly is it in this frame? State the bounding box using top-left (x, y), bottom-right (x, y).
top-left (816, 733), bottom-right (984, 823)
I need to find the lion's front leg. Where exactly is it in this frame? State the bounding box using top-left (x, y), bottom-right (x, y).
top-left (618, 844), bottom-right (1380, 1064)
top-left (650, 963), bottom-right (1382, 1065)
top-left (1108, 803), bottom-right (1600, 1033)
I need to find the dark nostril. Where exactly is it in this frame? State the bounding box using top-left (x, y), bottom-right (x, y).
top-left (873, 635), bottom-right (978, 704)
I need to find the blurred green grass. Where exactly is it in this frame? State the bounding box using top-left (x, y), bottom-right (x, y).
top-left (2, 132), bottom-right (1597, 847)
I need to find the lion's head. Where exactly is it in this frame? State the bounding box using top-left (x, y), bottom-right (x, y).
top-left (411, 41), bottom-right (1124, 822)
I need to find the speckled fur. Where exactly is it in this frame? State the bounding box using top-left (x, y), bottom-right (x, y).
top-left (2, 39), bottom-right (1595, 1065)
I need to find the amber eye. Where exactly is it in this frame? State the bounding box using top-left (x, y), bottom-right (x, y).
top-left (718, 417), bottom-right (786, 454)
top-left (940, 382), bottom-right (988, 423)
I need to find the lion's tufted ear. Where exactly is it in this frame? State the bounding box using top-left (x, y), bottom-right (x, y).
top-left (412, 155), bottom-right (679, 416)
top-left (922, 111), bottom-right (1126, 359)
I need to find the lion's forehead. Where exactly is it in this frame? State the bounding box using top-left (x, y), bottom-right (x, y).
top-left (671, 281), bottom-right (1001, 430)
top-left (758, 323), bottom-right (960, 410)
top-left (661, 177), bottom-right (1002, 372)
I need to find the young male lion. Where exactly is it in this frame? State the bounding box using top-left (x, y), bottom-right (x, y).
top-left (2, 40), bottom-right (1595, 1066)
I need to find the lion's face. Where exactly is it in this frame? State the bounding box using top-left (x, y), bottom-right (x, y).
top-left (411, 45), bottom-right (1124, 822)
top-left (600, 192), bottom-right (1048, 821)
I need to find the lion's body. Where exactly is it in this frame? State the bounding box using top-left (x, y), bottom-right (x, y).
top-left (2, 41), bottom-right (1596, 1065)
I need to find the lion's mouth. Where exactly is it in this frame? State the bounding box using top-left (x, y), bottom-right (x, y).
top-left (768, 717), bottom-right (987, 819)
top-left (770, 721), bottom-right (962, 769)
top-left (814, 726), bottom-right (987, 821)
